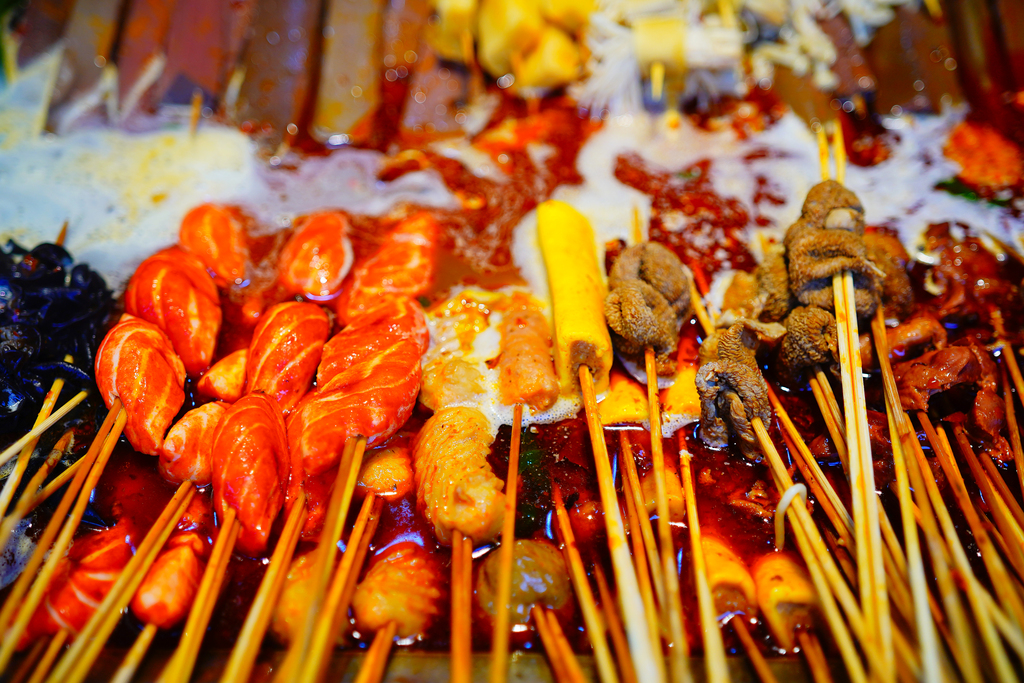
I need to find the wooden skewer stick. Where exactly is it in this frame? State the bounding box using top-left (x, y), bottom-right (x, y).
top-left (490, 402), bottom-right (524, 683)
top-left (9, 637), bottom-right (48, 683)
top-left (552, 485), bottom-right (620, 683)
top-left (110, 623), bottom-right (158, 683)
top-left (334, 501), bottom-right (384, 646)
top-left (618, 434), bottom-right (665, 653)
top-left (451, 528), bottom-right (474, 683)
top-left (277, 436), bottom-right (366, 681)
top-left (220, 491), bottom-right (308, 683)
top-left (731, 618), bottom-right (779, 683)
top-left (643, 347), bottom-right (692, 683)
top-left (594, 564), bottom-right (638, 683)
top-left (678, 446), bottom-right (728, 683)
top-left (300, 493), bottom-right (383, 683)
top-left (534, 605), bottom-right (587, 683)
top-left (159, 508), bottom-right (242, 683)
top-left (796, 631), bottom-right (834, 683)
top-left (49, 481), bottom-right (197, 683)
top-left (0, 403), bottom-right (126, 675)
top-left (809, 368), bottom-right (847, 470)
top-left (920, 415), bottom-right (1024, 631)
top-left (0, 389), bottom-right (88, 470)
top-left (189, 89), bottom-right (203, 136)
top-left (353, 621), bottom-right (398, 683)
top-left (24, 629), bottom-right (69, 683)
top-left (0, 355), bottom-right (73, 522)
top-left (999, 363), bottom-right (1024, 509)
top-left (55, 221), bottom-right (68, 248)
top-left (871, 310), bottom-right (943, 683)
top-left (826, 121), bottom-right (892, 681)
top-left (578, 365), bottom-right (666, 683)
top-left (0, 429), bottom-right (74, 554)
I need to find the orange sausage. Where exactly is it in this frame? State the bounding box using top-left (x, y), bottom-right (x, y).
top-left (498, 293), bottom-right (559, 411)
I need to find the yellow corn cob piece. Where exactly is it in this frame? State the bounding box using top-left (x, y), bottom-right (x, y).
top-left (537, 200), bottom-right (613, 395)
top-left (477, 0), bottom-right (544, 77)
top-left (752, 552), bottom-right (818, 651)
top-left (703, 535), bottom-right (756, 616)
top-left (515, 25), bottom-right (580, 90)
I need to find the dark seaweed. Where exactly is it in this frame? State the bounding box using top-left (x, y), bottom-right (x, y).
top-left (0, 240), bottom-right (113, 432)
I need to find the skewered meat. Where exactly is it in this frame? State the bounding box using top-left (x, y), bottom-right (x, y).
top-left (212, 394), bottom-right (292, 556)
top-left (197, 349), bottom-right (248, 403)
top-left (752, 552), bottom-right (817, 651)
top-left (754, 244), bottom-right (794, 323)
top-left (96, 315), bottom-right (187, 456)
top-left (336, 212), bottom-right (439, 322)
top-left (412, 406), bottom-right (505, 545)
top-left (785, 180), bottom-right (882, 317)
top-left (498, 293), bottom-right (559, 411)
top-left (787, 222), bottom-right (883, 317)
top-left (606, 280), bottom-right (680, 375)
top-left (159, 402), bottom-right (229, 485)
top-left (277, 211), bottom-right (354, 301)
top-left (124, 247), bottom-right (222, 376)
top-left (865, 232), bottom-right (914, 320)
top-left (537, 200), bottom-right (613, 393)
top-left (779, 306), bottom-right (838, 378)
top-left (289, 298), bottom-right (428, 476)
top-left (130, 494), bottom-right (214, 629)
top-left (352, 542), bottom-right (444, 638)
top-left (608, 242), bottom-right (693, 318)
top-left (696, 321), bottom-right (777, 459)
top-left (178, 204), bottom-right (249, 287)
top-left (22, 520), bottom-right (136, 643)
top-left (796, 180), bottom-right (865, 233)
top-left (420, 358), bottom-right (487, 412)
top-left (606, 242), bottom-right (694, 376)
top-left (476, 539), bottom-right (571, 625)
top-left (858, 314), bottom-right (946, 369)
top-left (703, 535), bottom-right (756, 616)
top-left (893, 344), bottom-right (997, 411)
top-left (247, 302), bottom-right (331, 414)
top-left (357, 440), bottom-right (415, 499)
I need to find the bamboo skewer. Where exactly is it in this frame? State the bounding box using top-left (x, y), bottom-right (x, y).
top-left (533, 605), bottom-right (587, 683)
top-left (0, 429), bottom-right (74, 554)
top-left (9, 637), bottom-right (48, 683)
top-left (643, 347), bottom-right (692, 683)
top-left (300, 493), bottom-right (383, 683)
top-left (48, 481), bottom-right (197, 683)
top-left (25, 629), bottom-right (69, 683)
top-left (0, 355), bottom-right (73, 522)
top-left (490, 402), bottom-right (524, 683)
top-left (552, 485), bottom-right (620, 683)
top-left (277, 436), bottom-right (366, 681)
top-left (824, 123), bottom-right (892, 681)
top-left (618, 434), bottom-right (665, 656)
top-left (23, 454), bottom-right (87, 515)
top-left (796, 631), bottom-right (834, 683)
top-left (159, 508), bottom-right (242, 683)
top-left (593, 564), bottom-right (638, 683)
top-left (220, 491), bottom-right (308, 683)
top-left (678, 447), bottom-right (728, 683)
top-left (110, 623), bottom-right (158, 683)
top-left (0, 389), bottom-right (88, 470)
top-left (353, 621), bottom-right (398, 683)
top-left (909, 415), bottom-right (1015, 681)
top-left (0, 403), bottom-right (126, 675)
top-left (731, 619), bottom-right (779, 683)
top-left (871, 311), bottom-right (943, 683)
top-left (451, 528), bottom-right (474, 683)
top-left (578, 365), bottom-right (666, 683)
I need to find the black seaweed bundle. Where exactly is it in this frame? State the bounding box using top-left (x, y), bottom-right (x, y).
top-left (0, 241), bottom-right (113, 432)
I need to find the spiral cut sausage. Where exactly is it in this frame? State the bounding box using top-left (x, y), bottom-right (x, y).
top-left (95, 315), bottom-right (186, 456)
top-left (412, 406), bottom-right (505, 546)
top-left (288, 297), bottom-right (429, 476)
